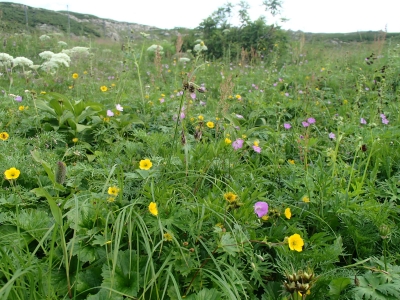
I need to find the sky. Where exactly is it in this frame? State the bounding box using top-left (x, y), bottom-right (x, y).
top-left (8, 0), bottom-right (400, 33)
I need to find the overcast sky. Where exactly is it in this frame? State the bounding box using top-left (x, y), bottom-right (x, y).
top-left (9, 0), bottom-right (399, 33)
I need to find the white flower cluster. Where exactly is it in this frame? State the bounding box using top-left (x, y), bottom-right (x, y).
top-left (39, 51), bottom-right (71, 71)
top-left (58, 41), bottom-right (68, 47)
top-left (13, 57), bottom-right (34, 67)
top-left (39, 35), bottom-right (51, 41)
top-left (62, 47), bottom-right (90, 57)
top-left (0, 53), bottom-right (14, 67)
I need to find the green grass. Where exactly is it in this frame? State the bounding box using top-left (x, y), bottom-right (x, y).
top-left (1, 25), bottom-right (400, 300)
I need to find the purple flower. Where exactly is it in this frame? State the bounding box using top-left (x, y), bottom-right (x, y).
top-left (380, 114), bottom-right (386, 119)
top-left (159, 98), bottom-right (165, 103)
top-left (235, 114), bottom-right (244, 119)
top-left (190, 93), bottom-right (196, 100)
top-left (106, 110), bottom-right (114, 117)
top-left (252, 145), bottom-right (261, 153)
top-left (284, 123), bottom-right (291, 129)
top-left (307, 117), bottom-right (316, 124)
top-left (284, 93), bottom-right (289, 97)
top-left (302, 121), bottom-right (309, 127)
top-left (382, 118), bottom-right (389, 124)
top-left (273, 83), bottom-right (277, 87)
top-left (14, 95), bottom-right (22, 102)
top-left (116, 104), bottom-right (123, 111)
top-left (360, 118), bottom-right (367, 124)
top-left (254, 201), bottom-right (269, 218)
top-left (199, 100), bottom-right (206, 106)
top-left (329, 132), bottom-right (336, 139)
top-left (232, 139), bottom-right (244, 150)
top-left (180, 112), bottom-right (185, 119)
top-left (298, 90), bottom-right (303, 94)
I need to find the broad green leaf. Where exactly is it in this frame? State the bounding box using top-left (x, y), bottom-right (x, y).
top-left (31, 187), bottom-right (62, 225)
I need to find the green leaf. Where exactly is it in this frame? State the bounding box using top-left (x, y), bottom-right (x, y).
top-left (31, 187), bottom-right (62, 225)
top-left (218, 232), bottom-right (239, 256)
top-left (328, 277), bottom-right (351, 299)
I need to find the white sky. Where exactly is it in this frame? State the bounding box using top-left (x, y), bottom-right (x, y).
top-left (8, 0), bottom-right (399, 33)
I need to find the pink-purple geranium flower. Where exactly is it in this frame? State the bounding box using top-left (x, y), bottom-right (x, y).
top-left (232, 139), bottom-right (244, 150)
top-left (254, 201), bottom-right (268, 218)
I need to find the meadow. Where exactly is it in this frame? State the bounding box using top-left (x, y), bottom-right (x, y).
top-left (1, 30), bottom-right (400, 300)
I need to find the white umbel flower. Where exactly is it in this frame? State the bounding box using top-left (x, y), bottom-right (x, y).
top-left (13, 57), bottom-right (34, 67)
top-left (0, 53), bottom-right (14, 67)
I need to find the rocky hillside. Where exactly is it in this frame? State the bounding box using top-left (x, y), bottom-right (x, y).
top-left (0, 2), bottom-right (177, 41)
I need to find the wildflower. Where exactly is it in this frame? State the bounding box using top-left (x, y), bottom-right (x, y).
top-left (139, 159), bottom-right (152, 170)
top-left (106, 110), bottom-right (114, 117)
top-left (18, 105), bottom-right (26, 111)
top-left (198, 115), bottom-right (204, 121)
top-left (107, 197), bottom-right (116, 203)
top-left (72, 73), bottom-right (79, 79)
top-left (0, 132), bottom-right (9, 141)
top-left (40, 91), bottom-right (46, 94)
top-left (343, 99), bottom-right (348, 105)
top-left (254, 201), bottom-right (269, 218)
top-left (235, 114), bottom-right (244, 119)
top-left (252, 145), bottom-right (261, 153)
top-left (288, 233), bottom-right (304, 252)
top-left (72, 137), bottom-right (78, 143)
top-left (288, 159), bottom-right (295, 165)
top-left (328, 132), bottom-right (336, 139)
top-left (100, 86), bottom-right (108, 92)
top-left (225, 138), bottom-right (232, 145)
top-left (284, 123), bottom-right (291, 129)
top-left (302, 196), bottom-right (310, 203)
top-left (382, 118), bottom-right (389, 125)
top-left (149, 202), bottom-right (158, 216)
top-left (284, 208), bottom-right (292, 219)
top-left (206, 121), bottom-right (214, 128)
top-left (235, 94), bottom-right (242, 100)
top-left (307, 117), bottom-right (316, 124)
top-left (163, 232), bottom-right (173, 242)
top-left (224, 192), bottom-right (238, 203)
top-left (302, 121), bottom-right (309, 127)
top-left (190, 93), bottom-right (196, 100)
top-left (360, 118), bottom-right (367, 125)
top-left (116, 104), bottom-right (123, 111)
top-left (103, 117), bottom-right (110, 122)
top-left (4, 167), bottom-right (20, 180)
top-left (14, 95), bottom-right (22, 102)
top-left (232, 138), bottom-right (244, 150)
top-left (83, 71), bottom-right (88, 74)
top-left (284, 92), bottom-right (289, 97)
top-left (108, 186), bottom-right (120, 196)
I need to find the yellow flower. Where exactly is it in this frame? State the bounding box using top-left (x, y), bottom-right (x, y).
top-left (40, 91), bottom-right (46, 94)
top-left (68, 86), bottom-right (73, 89)
top-left (107, 197), bottom-right (116, 203)
top-left (262, 215), bottom-right (269, 221)
top-left (139, 159), bottom-right (152, 170)
top-left (149, 202), bottom-right (158, 216)
top-left (224, 192), bottom-right (237, 203)
top-left (0, 132), bottom-right (10, 141)
top-left (83, 71), bottom-right (88, 75)
top-left (288, 233), bottom-right (304, 252)
top-left (225, 138), bottom-right (232, 145)
top-left (111, 83), bottom-right (116, 87)
top-left (100, 86), bottom-right (108, 92)
top-left (72, 137), bottom-right (78, 143)
top-left (241, 134), bottom-right (247, 139)
top-left (18, 105), bottom-right (25, 111)
top-left (72, 73), bottom-right (79, 79)
top-left (163, 232), bottom-right (173, 241)
top-left (4, 167), bottom-right (20, 180)
top-left (288, 159), bottom-right (295, 165)
top-left (108, 186), bottom-right (120, 196)
top-left (198, 115), bottom-right (204, 121)
top-left (145, 95), bottom-right (149, 99)
top-left (343, 99), bottom-right (348, 105)
top-left (253, 140), bottom-right (259, 147)
top-left (235, 94), bottom-right (241, 100)
top-left (302, 196), bottom-right (310, 203)
top-left (103, 117), bottom-right (110, 122)
top-left (206, 121), bottom-right (214, 128)
top-left (284, 208), bottom-right (292, 219)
